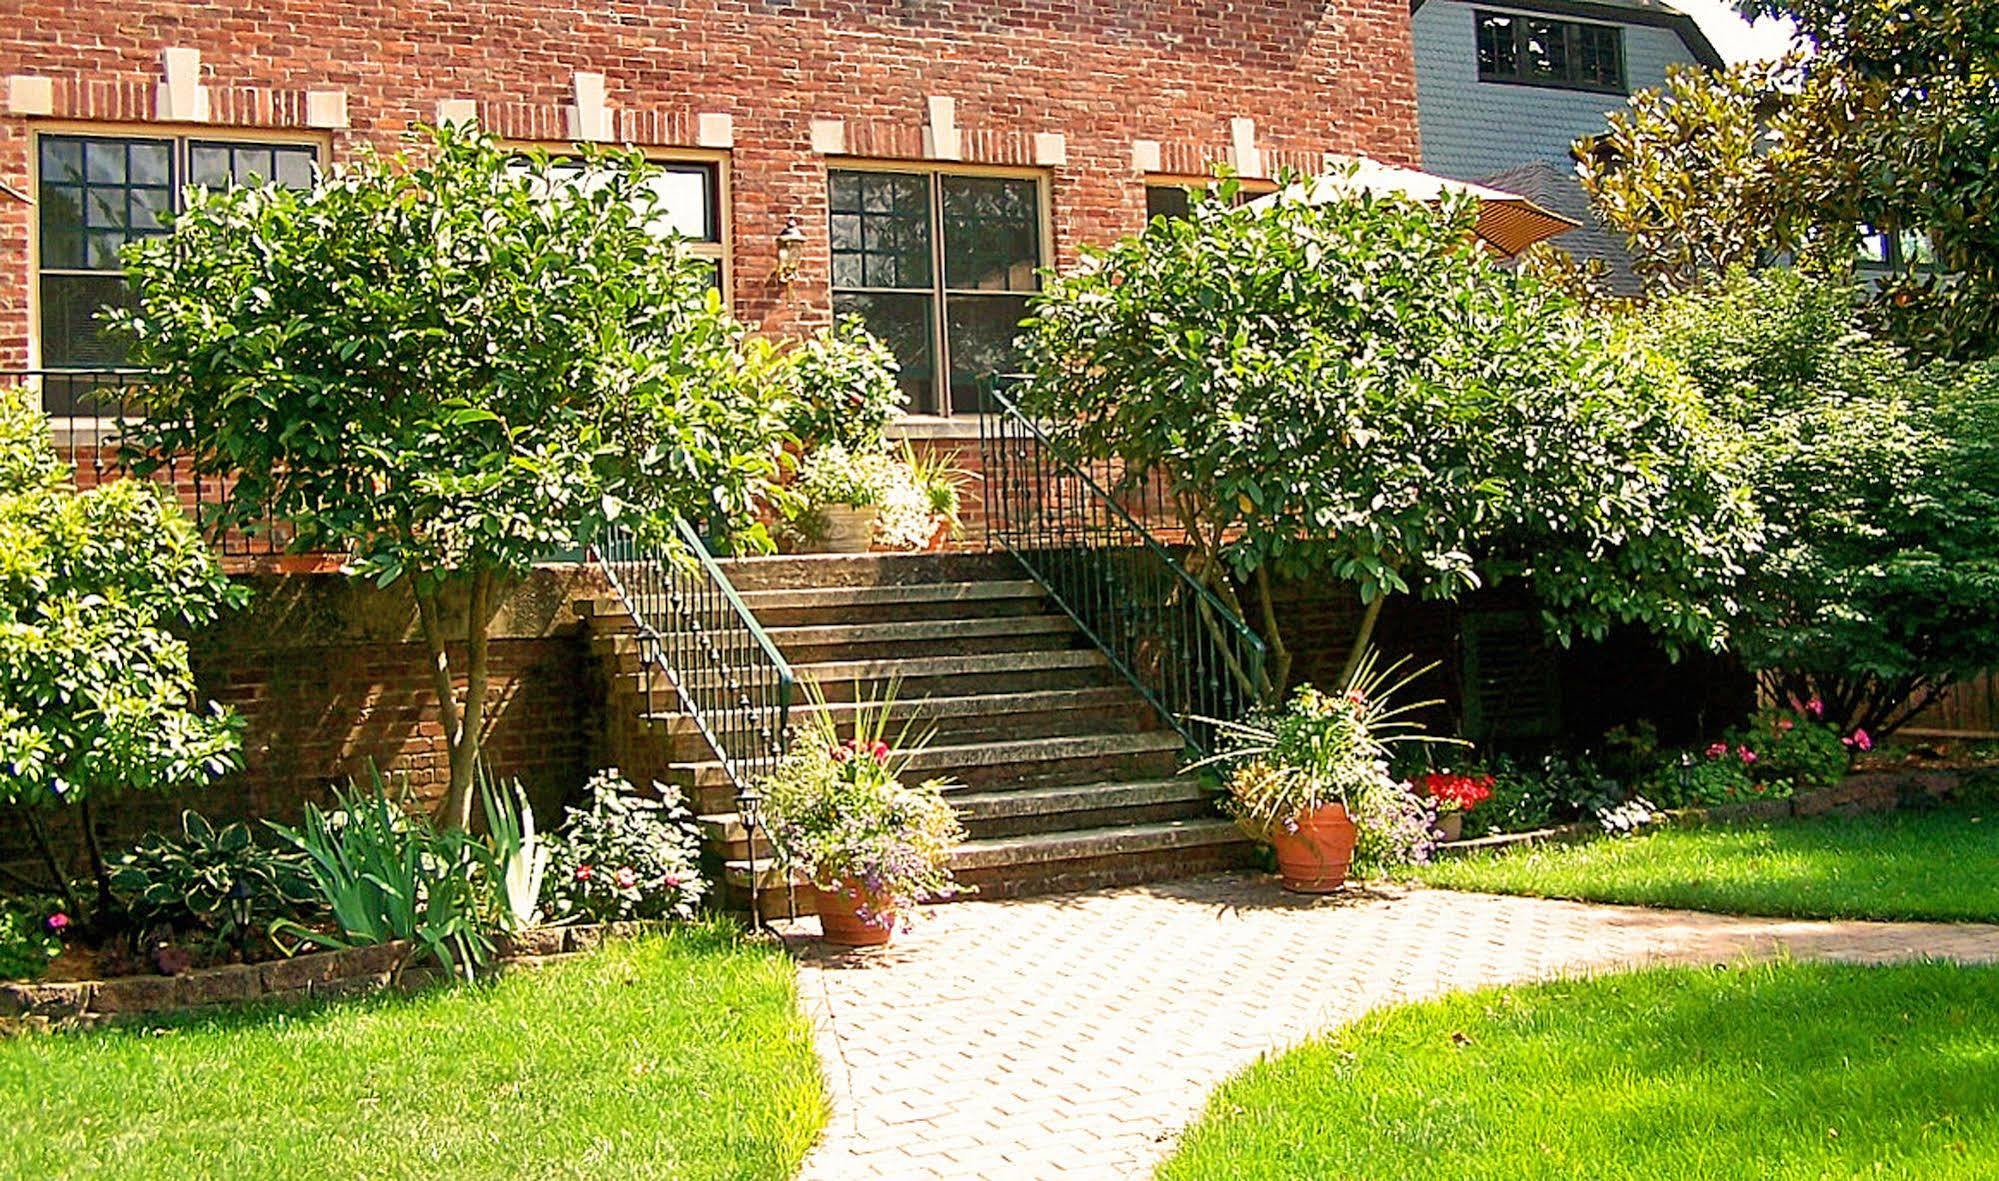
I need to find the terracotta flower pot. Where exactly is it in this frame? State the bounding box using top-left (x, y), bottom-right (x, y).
top-left (813, 879), bottom-right (897, 947)
top-left (1268, 803), bottom-right (1359, 893)
top-left (1437, 812), bottom-right (1464, 842)
top-left (815, 505), bottom-right (877, 554)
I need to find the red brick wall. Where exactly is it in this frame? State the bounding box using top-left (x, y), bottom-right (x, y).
top-left (0, 0), bottom-right (1421, 360)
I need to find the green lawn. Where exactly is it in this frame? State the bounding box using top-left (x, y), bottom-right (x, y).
top-left (1160, 961), bottom-right (1999, 1181)
top-left (0, 924), bottom-right (826, 1181)
top-left (1413, 806), bottom-right (1999, 923)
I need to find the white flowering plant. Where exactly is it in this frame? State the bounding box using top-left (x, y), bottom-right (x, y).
top-left (541, 771), bottom-right (704, 923)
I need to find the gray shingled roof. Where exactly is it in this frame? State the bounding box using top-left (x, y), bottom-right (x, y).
top-left (1479, 159), bottom-right (1646, 296)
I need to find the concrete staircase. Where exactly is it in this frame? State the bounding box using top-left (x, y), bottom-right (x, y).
top-left (580, 551), bottom-right (1255, 912)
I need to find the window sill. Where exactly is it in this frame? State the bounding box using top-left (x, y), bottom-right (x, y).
top-left (888, 415), bottom-right (986, 441)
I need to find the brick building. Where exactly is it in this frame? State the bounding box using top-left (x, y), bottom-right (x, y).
top-left (2, 0), bottom-right (1421, 415)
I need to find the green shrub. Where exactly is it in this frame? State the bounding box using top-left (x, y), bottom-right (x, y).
top-left (784, 317), bottom-right (906, 451)
top-left (111, 812), bottom-right (318, 948)
top-left (0, 896), bottom-right (64, 981)
top-left (541, 771), bottom-right (704, 924)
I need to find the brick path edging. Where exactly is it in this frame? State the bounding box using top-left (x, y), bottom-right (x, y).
top-left (0, 920), bottom-right (660, 1033)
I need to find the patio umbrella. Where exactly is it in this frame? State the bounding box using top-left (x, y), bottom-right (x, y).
top-left (1250, 156), bottom-right (1579, 258)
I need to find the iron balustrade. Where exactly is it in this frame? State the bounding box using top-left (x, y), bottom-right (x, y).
top-left (978, 374), bottom-right (1268, 757)
top-left (591, 519), bottom-right (795, 793)
top-left (5, 367), bottom-right (288, 558)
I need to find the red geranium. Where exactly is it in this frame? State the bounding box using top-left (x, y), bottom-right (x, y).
top-left (1420, 771), bottom-right (1495, 813)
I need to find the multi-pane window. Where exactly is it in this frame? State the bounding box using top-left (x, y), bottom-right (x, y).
top-left (829, 168), bottom-right (1045, 416)
top-left (38, 134), bottom-right (319, 382)
top-left (1476, 11), bottom-right (1625, 93)
top-left (1143, 179), bottom-right (1279, 223)
top-left (543, 159), bottom-right (727, 291)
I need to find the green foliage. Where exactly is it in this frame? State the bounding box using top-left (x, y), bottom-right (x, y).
top-left (784, 317), bottom-right (906, 451)
top-left (541, 771), bottom-right (704, 924)
top-left (113, 124), bottom-right (792, 826)
top-left (758, 686), bottom-right (964, 925)
top-left (1019, 176), bottom-right (1758, 691)
top-left (1633, 270), bottom-right (1999, 732)
top-left (1581, 1), bottom-right (1999, 358)
top-left (0, 390), bottom-right (243, 918)
top-left (267, 773), bottom-right (497, 979)
top-left (0, 896), bottom-right (64, 981)
top-left (110, 812), bottom-right (318, 947)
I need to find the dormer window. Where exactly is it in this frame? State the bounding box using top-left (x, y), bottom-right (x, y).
top-left (1476, 11), bottom-right (1626, 94)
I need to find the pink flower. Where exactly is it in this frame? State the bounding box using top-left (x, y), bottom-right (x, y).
top-left (662, 873), bottom-right (682, 890)
top-left (1776, 717), bottom-right (1795, 733)
top-left (830, 743), bottom-right (852, 764)
top-left (1738, 746), bottom-right (1758, 765)
top-left (1705, 742), bottom-right (1729, 759)
top-left (44, 912), bottom-right (69, 935)
top-left (1805, 696), bottom-right (1824, 719)
top-left (871, 740), bottom-right (891, 765)
top-left (574, 864), bottom-right (595, 882)
top-left (1844, 729), bottom-right (1873, 752)
top-left (614, 866), bottom-right (638, 890)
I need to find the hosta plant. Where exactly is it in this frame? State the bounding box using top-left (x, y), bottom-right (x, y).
top-left (541, 771), bottom-right (704, 924)
top-left (111, 811), bottom-right (318, 950)
top-left (758, 686), bottom-right (965, 928)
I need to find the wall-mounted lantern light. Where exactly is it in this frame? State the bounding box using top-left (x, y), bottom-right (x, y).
top-left (774, 215), bottom-right (807, 285)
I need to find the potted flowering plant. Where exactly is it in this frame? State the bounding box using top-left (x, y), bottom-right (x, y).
top-left (1420, 771), bottom-right (1495, 842)
top-left (1197, 653), bottom-right (1459, 892)
top-left (758, 686), bottom-right (964, 945)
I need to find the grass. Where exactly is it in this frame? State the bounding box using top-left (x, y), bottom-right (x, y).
top-left (0, 924), bottom-right (826, 1181)
top-left (1412, 806), bottom-right (1999, 923)
top-left (1159, 960), bottom-right (1999, 1181)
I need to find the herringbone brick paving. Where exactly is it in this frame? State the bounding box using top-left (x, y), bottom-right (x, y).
top-left (785, 874), bottom-right (1999, 1179)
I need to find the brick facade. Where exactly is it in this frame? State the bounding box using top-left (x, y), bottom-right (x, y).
top-left (0, 0), bottom-right (1420, 363)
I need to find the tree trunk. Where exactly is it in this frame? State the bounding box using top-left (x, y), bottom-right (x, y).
top-left (414, 572), bottom-right (494, 831)
top-left (1253, 566), bottom-right (1292, 699)
top-left (1337, 593), bottom-right (1388, 689)
top-left (24, 809), bottom-right (84, 921)
top-left (78, 796), bottom-right (116, 923)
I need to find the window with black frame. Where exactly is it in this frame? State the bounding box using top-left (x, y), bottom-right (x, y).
top-left (829, 168), bottom-right (1044, 416)
top-left (539, 158), bottom-right (726, 292)
top-left (1475, 11), bottom-right (1625, 93)
top-left (37, 133), bottom-right (318, 412)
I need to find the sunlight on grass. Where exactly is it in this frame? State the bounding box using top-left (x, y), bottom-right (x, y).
top-left (1160, 960), bottom-right (1999, 1181)
top-left (0, 924), bottom-right (826, 1181)
top-left (1413, 807), bottom-right (1999, 922)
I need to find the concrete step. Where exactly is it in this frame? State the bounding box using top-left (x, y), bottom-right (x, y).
top-left (737, 579), bottom-right (1050, 626)
top-left (648, 686), bottom-right (1160, 749)
top-left (722, 817), bottom-right (1256, 914)
top-left (673, 730), bottom-right (1184, 804)
top-left (624, 649), bottom-right (1119, 706)
top-left (591, 614), bottom-right (1083, 665)
top-left (716, 551), bottom-right (1021, 592)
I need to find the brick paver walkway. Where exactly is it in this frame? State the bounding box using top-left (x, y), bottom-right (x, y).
top-left (785, 875), bottom-right (1999, 1179)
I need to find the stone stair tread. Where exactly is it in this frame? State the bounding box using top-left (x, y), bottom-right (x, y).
top-left (671, 731), bottom-right (1183, 786)
top-left (593, 614), bottom-right (1078, 652)
top-left (790, 649), bottom-right (1109, 682)
top-left (947, 778), bottom-right (1213, 821)
top-left (646, 686), bottom-right (1142, 729)
top-left (736, 580), bottom-right (1045, 610)
top-left (722, 817), bottom-right (1248, 886)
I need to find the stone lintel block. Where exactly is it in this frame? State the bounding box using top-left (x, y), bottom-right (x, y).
top-left (305, 88), bottom-right (349, 129)
top-left (5, 75), bottom-right (53, 117)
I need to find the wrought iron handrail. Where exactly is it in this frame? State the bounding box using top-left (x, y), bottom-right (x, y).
top-left (978, 374), bottom-right (1268, 756)
top-left (590, 519), bottom-right (795, 792)
top-left (3, 367), bottom-right (288, 557)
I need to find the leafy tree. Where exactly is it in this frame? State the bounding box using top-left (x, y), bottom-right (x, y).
top-left (0, 389), bottom-right (244, 920)
top-left (115, 125), bottom-right (793, 828)
top-left (1632, 269), bottom-right (1999, 733)
top-left (1578, 0), bottom-right (1999, 358)
top-left (1018, 180), bottom-right (1758, 698)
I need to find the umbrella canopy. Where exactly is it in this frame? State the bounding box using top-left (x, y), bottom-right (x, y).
top-left (1250, 156), bottom-right (1579, 258)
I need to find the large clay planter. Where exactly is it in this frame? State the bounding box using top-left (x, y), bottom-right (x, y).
top-left (814, 505), bottom-right (878, 554)
top-left (1268, 803), bottom-right (1359, 893)
top-left (814, 880), bottom-right (897, 947)
top-left (1436, 812), bottom-right (1464, 843)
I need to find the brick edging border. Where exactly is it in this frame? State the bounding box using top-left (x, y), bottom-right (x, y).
top-left (0, 921), bottom-right (665, 1033)
top-left (1436, 769), bottom-right (1968, 860)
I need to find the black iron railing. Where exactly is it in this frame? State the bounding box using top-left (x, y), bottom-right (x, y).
top-left (979, 375), bottom-right (1268, 756)
top-left (6, 367), bottom-right (288, 558)
top-left (591, 519), bottom-right (795, 790)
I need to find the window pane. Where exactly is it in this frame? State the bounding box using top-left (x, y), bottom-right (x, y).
top-left (1577, 25), bottom-right (1623, 89)
top-left (941, 176), bottom-right (1039, 291)
top-left (1146, 185), bottom-right (1192, 222)
top-left (946, 294), bottom-right (1031, 414)
top-left (1477, 13), bottom-right (1518, 78)
top-left (835, 291), bottom-right (936, 414)
top-left (129, 142), bottom-right (171, 186)
top-left (647, 165), bottom-right (717, 242)
top-left (1523, 19), bottom-right (1567, 80)
top-left (40, 273), bottom-right (133, 369)
top-left (274, 147), bottom-right (317, 190)
top-left (84, 140), bottom-right (127, 184)
top-left (41, 138), bottom-right (83, 185)
top-left (828, 170), bottom-right (932, 290)
top-left (190, 144), bottom-right (232, 187)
